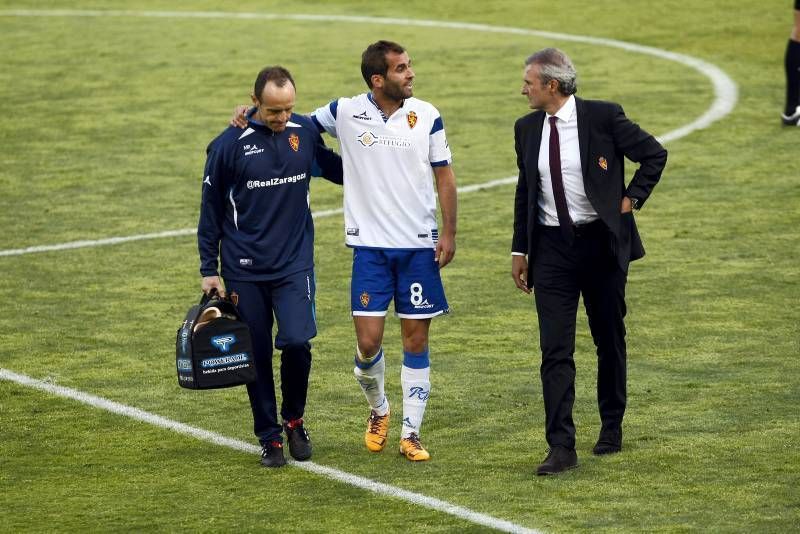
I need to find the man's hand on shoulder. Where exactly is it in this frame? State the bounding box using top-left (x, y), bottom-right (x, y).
top-left (230, 105), bottom-right (250, 129)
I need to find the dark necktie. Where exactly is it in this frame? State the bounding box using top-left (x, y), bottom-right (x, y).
top-left (548, 116), bottom-right (574, 243)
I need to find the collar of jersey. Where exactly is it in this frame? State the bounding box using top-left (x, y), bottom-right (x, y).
top-left (367, 92), bottom-right (404, 123)
top-left (246, 108), bottom-right (282, 134)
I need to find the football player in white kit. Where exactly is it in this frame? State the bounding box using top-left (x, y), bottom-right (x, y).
top-left (312, 41), bottom-right (457, 461)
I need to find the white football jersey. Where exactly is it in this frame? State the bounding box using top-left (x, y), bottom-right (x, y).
top-left (312, 93), bottom-right (452, 249)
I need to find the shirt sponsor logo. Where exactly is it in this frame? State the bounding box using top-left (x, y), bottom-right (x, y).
top-left (356, 131), bottom-right (412, 150)
top-left (352, 111), bottom-right (372, 121)
top-left (246, 172), bottom-right (307, 189)
top-left (243, 144), bottom-right (264, 156)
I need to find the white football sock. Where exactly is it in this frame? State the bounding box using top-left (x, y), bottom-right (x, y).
top-left (401, 350), bottom-right (430, 439)
top-left (353, 347), bottom-right (389, 416)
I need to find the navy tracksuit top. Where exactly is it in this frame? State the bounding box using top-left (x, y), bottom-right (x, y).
top-left (198, 114), bottom-right (343, 281)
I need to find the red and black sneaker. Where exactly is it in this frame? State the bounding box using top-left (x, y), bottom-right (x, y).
top-left (284, 418), bottom-right (312, 461)
top-left (260, 440), bottom-right (286, 468)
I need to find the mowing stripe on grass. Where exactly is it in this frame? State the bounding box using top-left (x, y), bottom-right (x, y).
top-left (0, 180), bottom-right (513, 257)
top-left (0, 367), bottom-right (543, 534)
top-left (0, 9), bottom-right (737, 259)
top-left (0, 8), bottom-right (740, 146)
top-left (0, 207), bottom-right (346, 257)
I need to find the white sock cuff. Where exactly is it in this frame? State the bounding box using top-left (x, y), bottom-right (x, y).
top-left (401, 364), bottom-right (430, 382)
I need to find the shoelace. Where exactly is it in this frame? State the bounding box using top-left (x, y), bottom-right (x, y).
top-left (403, 433), bottom-right (423, 451)
top-left (368, 412), bottom-right (387, 434)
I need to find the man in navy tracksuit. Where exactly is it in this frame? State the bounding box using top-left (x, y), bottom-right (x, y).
top-left (198, 66), bottom-right (343, 467)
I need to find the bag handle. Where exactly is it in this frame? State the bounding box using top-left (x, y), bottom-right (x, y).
top-left (200, 288), bottom-right (219, 306)
top-left (199, 288), bottom-right (240, 318)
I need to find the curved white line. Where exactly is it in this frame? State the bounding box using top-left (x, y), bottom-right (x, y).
top-left (0, 8), bottom-right (738, 145)
top-left (0, 9), bottom-right (737, 258)
top-left (0, 9), bottom-right (739, 531)
top-left (0, 368), bottom-right (542, 534)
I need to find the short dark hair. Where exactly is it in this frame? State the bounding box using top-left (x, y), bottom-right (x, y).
top-left (253, 66), bottom-right (295, 100)
top-left (525, 48), bottom-right (578, 96)
top-left (361, 40), bottom-right (406, 88)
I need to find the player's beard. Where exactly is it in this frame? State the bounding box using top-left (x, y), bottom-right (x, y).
top-left (383, 78), bottom-right (412, 102)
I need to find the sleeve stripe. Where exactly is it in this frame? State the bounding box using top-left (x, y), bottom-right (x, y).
top-left (329, 100), bottom-right (338, 119)
top-left (430, 159), bottom-right (450, 167)
top-left (430, 116), bottom-right (444, 135)
top-left (311, 114), bottom-right (325, 133)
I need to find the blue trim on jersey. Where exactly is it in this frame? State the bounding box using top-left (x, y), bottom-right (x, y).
top-left (403, 349), bottom-right (430, 369)
top-left (310, 114), bottom-right (324, 133)
top-left (328, 100), bottom-right (338, 119)
top-left (355, 348), bottom-right (384, 370)
top-left (430, 116), bottom-right (444, 135)
top-left (367, 93), bottom-right (391, 122)
top-left (430, 160), bottom-right (450, 168)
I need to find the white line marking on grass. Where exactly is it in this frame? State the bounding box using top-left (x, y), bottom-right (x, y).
top-left (0, 9), bottom-right (737, 258)
top-left (0, 368), bottom-right (542, 534)
top-left (0, 9), bottom-right (739, 145)
top-left (0, 208), bottom-right (345, 257)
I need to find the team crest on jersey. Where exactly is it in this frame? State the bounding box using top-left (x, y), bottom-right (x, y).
top-left (289, 133), bottom-right (300, 152)
top-left (229, 291), bottom-right (239, 306)
top-left (407, 111), bottom-right (418, 129)
top-left (360, 291), bottom-right (370, 307)
top-left (598, 156), bottom-right (608, 171)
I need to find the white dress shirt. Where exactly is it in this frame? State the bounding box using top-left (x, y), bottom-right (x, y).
top-left (537, 95), bottom-right (598, 226)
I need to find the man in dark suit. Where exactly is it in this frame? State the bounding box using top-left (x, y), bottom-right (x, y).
top-left (510, 48), bottom-right (667, 475)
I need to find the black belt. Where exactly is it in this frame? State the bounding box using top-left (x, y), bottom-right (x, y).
top-left (572, 219), bottom-right (606, 238)
top-left (537, 219), bottom-right (606, 238)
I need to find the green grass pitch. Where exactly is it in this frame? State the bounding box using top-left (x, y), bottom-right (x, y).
top-left (1, 0), bottom-right (798, 531)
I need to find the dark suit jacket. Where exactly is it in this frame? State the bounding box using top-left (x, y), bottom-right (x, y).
top-left (511, 97), bottom-right (667, 282)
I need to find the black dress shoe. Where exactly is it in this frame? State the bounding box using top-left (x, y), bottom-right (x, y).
top-left (592, 428), bottom-right (622, 455)
top-left (536, 446), bottom-right (578, 476)
top-left (284, 419), bottom-right (312, 461)
top-left (260, 441), bottom-right (287, 467)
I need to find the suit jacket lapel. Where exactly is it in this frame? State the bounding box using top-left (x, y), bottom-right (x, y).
top-left (576, 97), bottom-right (589, 178)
